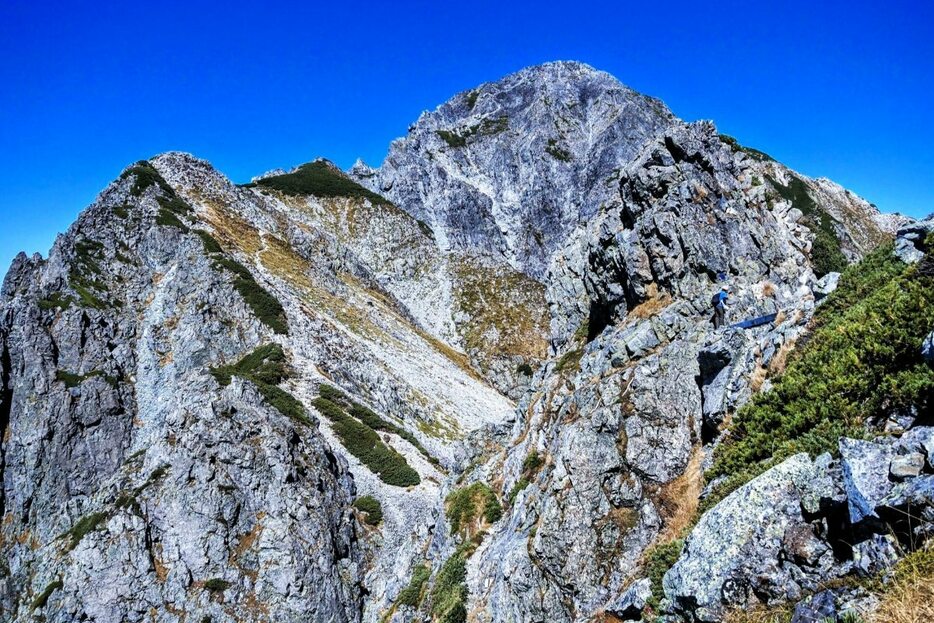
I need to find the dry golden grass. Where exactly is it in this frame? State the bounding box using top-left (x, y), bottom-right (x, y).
top-left (722, 603), bottom-right (793, 623)
top-left (655, 448), bottom-right (704, 542)
top-left (874, 547), bottom-right (934, 623)
top-left (768, 335), bottom-right (799, 376)
top-left (629, 283), bottom-right (673, 319)
top-left (761, 281), bottom-right (777, 298)
top-left (748, 363), bottom-right (768, 393)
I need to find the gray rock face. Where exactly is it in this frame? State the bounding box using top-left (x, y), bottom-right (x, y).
top-left (664, 454), bottom-right (841, 619)
top-left (0, 61), bottom-right (906, 623)
top-left (894, 216), bottom-right (933, 264)
top-left (0, 170), bottom-right (363, 622)
top-left (367, 61), bottom-right (677, 279)
top-left (666, 430), bottom-right (934, 619)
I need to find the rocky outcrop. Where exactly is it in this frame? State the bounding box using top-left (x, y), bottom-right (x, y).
top-left (665, 429), bottom-right (934, 620)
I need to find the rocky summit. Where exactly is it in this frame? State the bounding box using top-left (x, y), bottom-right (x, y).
top-left (1, 61), bottom-right (931, 623)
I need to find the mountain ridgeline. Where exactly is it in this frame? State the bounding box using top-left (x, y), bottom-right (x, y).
top-left (1, 61), bottom-right (930, 623)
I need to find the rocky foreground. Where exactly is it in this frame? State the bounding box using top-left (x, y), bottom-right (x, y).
top-left (1, 61), bottom-right (931, 623)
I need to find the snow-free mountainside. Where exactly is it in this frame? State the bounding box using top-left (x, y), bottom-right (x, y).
top-left (1, 61), bottom-right (932, 623)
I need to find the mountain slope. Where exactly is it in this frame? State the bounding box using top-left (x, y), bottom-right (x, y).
top-left (0, 61), bottom-right (917, 623)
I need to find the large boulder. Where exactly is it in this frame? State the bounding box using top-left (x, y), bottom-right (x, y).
top-left (663, 454), bottom-right (842, 620)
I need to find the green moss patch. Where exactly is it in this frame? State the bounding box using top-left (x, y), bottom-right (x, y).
top-left (203, 578), bottom-right (230, 592)
top-left (311, 396), bottom-right (420, 487)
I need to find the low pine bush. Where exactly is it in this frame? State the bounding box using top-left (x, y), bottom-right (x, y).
top-left (248, 161), bottom-right (390, 204)
top-left (311, 397), bottom-right (421, 487)
top-left (352, 495), bottom-right (383, 525)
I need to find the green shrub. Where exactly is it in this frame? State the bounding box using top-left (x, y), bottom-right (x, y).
top-left (248, 161), bottom-right (390, 204)
top-left (516, 362), bottom-right (533, 376)
top-left (395, 563), bottom-right (430, 607)
top-left (30, 579), bottom-right (63, 610)
top-left (318, 383), bottom-right (349, 405)
top-left (55, 369), bottom-right (117, 388)
top-left (312, 397), bottom-right (421, 487)
top-left (122, 161), bottom-right (171, 197)
top-left (464, 89), bottom-right (479, 109)
top-left (522, 450), bottom-right (543, 474)
top-left (194, 229), bottom-right (223, 254)
top-left (445, 483), bottom-right (502, 536)
top-left (353, 495), bottom-right (383, 525)
top-left (212, 256), bottom-right (288, 334)
top-left (708, 242), bottom-right (934, 490)
top-left (545, 138), bottom-right (572, 162)
top-left (767, 175), bottom-right (846, 276)
top-left (38, 292), bottom-right (75, 311)
top-left (113, 205), bottom-right (129, 219)
top-left (318, 385), bottom-right (438, 465)
top-left (719, 134), bottom-right (774, 162)
top-left (349, 401), bottom-right (438, 465)
top-left (63, 511), bottom-right (108, 551)
top-left (507, 477), bottom-right (530, 505)
top-left (156, 208), bottom-right (190, 232)
top-left (430, 542), bottom-right (476, 623)
top-left (156, 194), bottom-right (193, 217)
top-left (203, 578), bottom-right (230, 592)
top-left (643, 539), bottom-right (684, 613)
top-left (436, 129), bottom-right (467, 148)
top-left (210, 344), bottom-right (308, 425)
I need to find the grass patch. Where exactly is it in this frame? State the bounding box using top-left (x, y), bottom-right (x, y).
top-left (156, 208), bottom-right (190, 231)
top-left (30, 579), bottom-right (63, 610)
top-left (445, 483), bottom-right (502, 537)
top-left (211, 344), bottom-right (308, 425)
top-left (352, 495), bottom-right (383, 525)
top-left (556, 347), bottom-right (584, 373)
top-left (767, 174), bottom-right (847, 276)
top-left (248, 160), bottom-right (390, 204)
top-left (706, 242), bottom-right (934, 504)
top-left (211, 256), bottom-right (288, 334)
top-left (312, 397), bottom-right (421, 487)
top-left (873, 546), bottom-right (934, 623)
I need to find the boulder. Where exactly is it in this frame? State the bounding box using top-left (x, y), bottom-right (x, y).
top-left (839, 437), bottom-right (895, 524)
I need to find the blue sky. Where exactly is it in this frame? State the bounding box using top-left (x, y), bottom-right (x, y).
top-left (1, 0), bottom-right (931, 272)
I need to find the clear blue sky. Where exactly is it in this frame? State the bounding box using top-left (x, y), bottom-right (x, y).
top-left (2, 1), bottom-right (931, 273)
